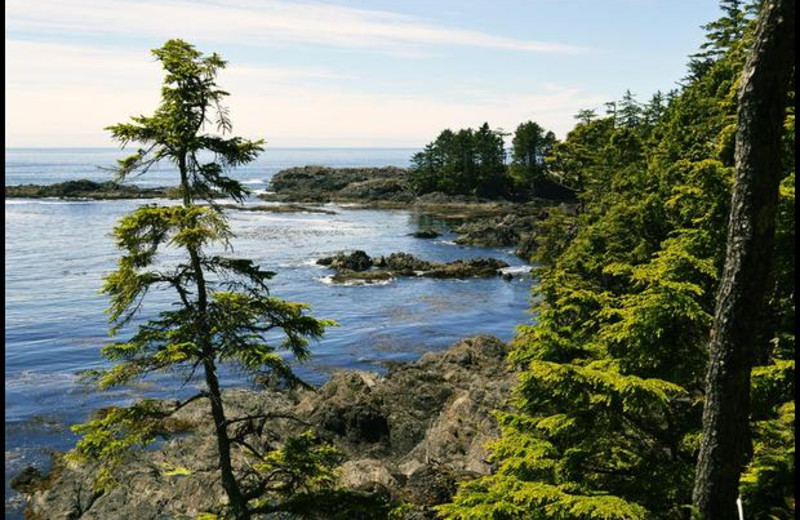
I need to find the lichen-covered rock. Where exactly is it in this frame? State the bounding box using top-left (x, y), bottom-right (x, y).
top-left (321, 252), bottom-right (509, 284)
top-left (421, 258), bottom-right (509, 279)
top-left (453, 213), bottom-right (540, 247)
top-left (379, 252), bottom-right (433, 273)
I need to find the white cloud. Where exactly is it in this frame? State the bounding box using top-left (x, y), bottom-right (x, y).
top-left (5, 38), bottom-right (605, 147)
top-left (5, 0), bottom-right (588, 56)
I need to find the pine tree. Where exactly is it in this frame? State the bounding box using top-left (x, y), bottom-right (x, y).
top-left (509, 121), bottom-right (558, 195)
top-left (67, 40), bottom-right (334, 520)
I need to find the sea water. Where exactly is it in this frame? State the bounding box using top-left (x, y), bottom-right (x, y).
top-left (4, 148), bottom-right (536, 517)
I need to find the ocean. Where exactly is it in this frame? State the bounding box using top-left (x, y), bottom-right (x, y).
top-left (4, 147), bottom-right (535, 517)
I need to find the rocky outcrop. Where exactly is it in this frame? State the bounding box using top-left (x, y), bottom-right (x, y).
top-left (262, 166), bottom-right (412, 203)
top-left (20, 336), bottom-right (516, 520)
top-left (317, 250), bottom-right (374, 271)
top-left (5, 180), bottom-right (181, 200)
top-left (316, 251), bottom-right (511, 284)
top-left (453, 212), bottom-right (542, 248)
top-left (410, 230), bottom-right (440, 239)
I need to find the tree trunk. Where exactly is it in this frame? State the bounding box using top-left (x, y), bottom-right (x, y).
top-left (692, 1), bottom-right (794, 518)
top-left (180, 152), bottom-right (250, 520)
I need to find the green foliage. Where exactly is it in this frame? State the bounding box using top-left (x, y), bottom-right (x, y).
top-left (69, 39), bottom-right (340, 519)
top-left (105, 39), bottom-right (264, 204)
top-left (410, 123), bottom-right (510, 197)
top-left (246, 431), bottom-right (396, 519)
top-left (509, 121), bottom-right (558, 194)
top-left (443, 3), bottom-right (794, 518)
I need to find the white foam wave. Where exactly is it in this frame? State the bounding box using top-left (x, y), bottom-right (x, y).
top-left (317, 275), bottom-right (395, 287)
top-left (499, 266), bottom-right (533, 276)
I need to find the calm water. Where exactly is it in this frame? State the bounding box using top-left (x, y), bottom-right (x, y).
top-left (4, 148), bottom-right (535, 517)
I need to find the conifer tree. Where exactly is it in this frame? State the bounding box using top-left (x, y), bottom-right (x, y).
top-left (509, 121), bottom-right (558, 195)
top-left (67, 40), bottom-right (334, 520)
top-left (439, 1), bottom-right (794, 518)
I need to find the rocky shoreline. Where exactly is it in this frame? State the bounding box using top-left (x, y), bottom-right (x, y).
top-left (5, 180), bottom-right (182, 200)
top-left (261, 166), bottom-right (577, 260)
top-left (5, 167), bottom-right (578, 260)
top-left (15, 336), bottom-right (516, 519)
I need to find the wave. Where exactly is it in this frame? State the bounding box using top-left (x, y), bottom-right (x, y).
top-left (317, 275), bottom-right (395, 287)
top-left (241, 178), bottom-right (266, 185)
top-left (499, 265), bottom-right (533, 276)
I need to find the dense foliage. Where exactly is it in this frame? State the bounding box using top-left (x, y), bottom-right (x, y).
top-left (509, 121), bottom-right (558, 194)
top-left (410, 123), bottom-right (510, 197)
top-left (441, 2), bottom-right (794, 518)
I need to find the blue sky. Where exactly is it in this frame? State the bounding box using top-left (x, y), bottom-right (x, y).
top-left (6, 0), bottom-right (722, 147)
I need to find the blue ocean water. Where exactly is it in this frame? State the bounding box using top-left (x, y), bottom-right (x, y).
top-left (4, 148), bottom-right (535, 517)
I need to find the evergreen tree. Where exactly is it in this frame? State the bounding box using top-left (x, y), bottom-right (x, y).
top-left (617, 90), bottom-right (643, 128)
top-left (67, 40), bottom-right (335, 520)
top-left (509, 121), bottom-right (558, 195)
top-left (410, 124), bottom-right (510, 197)
top-left (440, 1), bottom-right (794, 518)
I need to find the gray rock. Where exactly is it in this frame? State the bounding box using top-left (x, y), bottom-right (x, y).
top-left (316, 250), bottom-right (373, 271)
top-left (22, 336), bottom-right (516, 520)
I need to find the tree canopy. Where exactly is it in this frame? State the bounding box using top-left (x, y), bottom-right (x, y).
top-left (440, 1), bottom-right (795, 518)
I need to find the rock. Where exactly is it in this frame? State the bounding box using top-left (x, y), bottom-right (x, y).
top-left (340, 459), bottom-right (397, 491)
top-left (453, 213), bottom-right (539, 248)
top-left (10, 466), bottom-right (46, 494)
top-left (422, 258), bottom-right (509, 279)
top-left (22, 336), bottom-right (517, 520)
top-left (337, 178), bottom-right (415, 203)
top-left (515, 231), bottom-right (538, 260)
top-left (329, 270), bottom-right (395, 285)
top-left (262, 166), bottom-right (410, 203)
top-left (317, 250), bottom-right (373, 271)
top-left (320, 252), bottom-right (510, 284)
top-left (381, 253), bottom-right (433, 273)
top-left (5, 180), bottom-right (180, 200)
top-left (310, 372), bottom-right (390, 445)
top-left (410, 229), bottom-right (440, 239)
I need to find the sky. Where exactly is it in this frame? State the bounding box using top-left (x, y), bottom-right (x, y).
top-left (5, 0), bottom-right (723, 148)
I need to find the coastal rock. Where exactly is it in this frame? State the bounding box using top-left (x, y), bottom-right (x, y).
top-left (22, 336), bottom-right (516, 520)
top-left (317, 250), bottom-right (373, 271)
top-left (263, 166), bottom-right (410, 203)
top-left (379, 252), bottom-right (433, 272)
top-left (337, 178), bottom-right (415, 203)
top-left (5, 180), bottom-right (180, 200)
top-left (410, 229), bottom-right (440, 239)
top-left (453, 213), bottom-right (540, 248)
top-left (320, 252), bottom-right (509, 284)
top-left (421, 258), bottom-right (509, 279)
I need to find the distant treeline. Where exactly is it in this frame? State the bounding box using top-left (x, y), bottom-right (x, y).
top-left (409, 92), bottom-right (670, 201)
